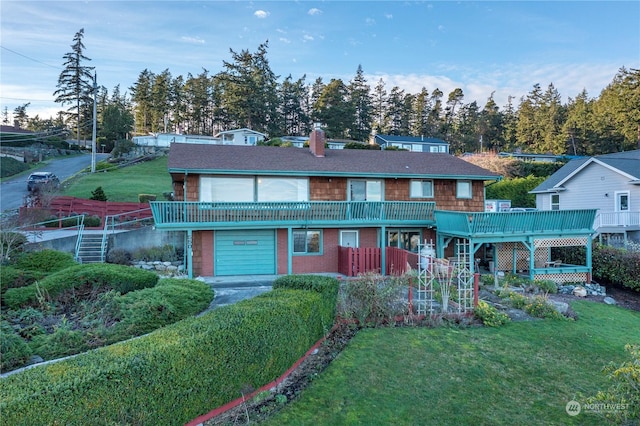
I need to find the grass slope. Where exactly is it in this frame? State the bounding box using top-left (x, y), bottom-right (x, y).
top-left (62, 156), bottom-right (171, 202)
top-left (268, 301), bottom-right (640, 426)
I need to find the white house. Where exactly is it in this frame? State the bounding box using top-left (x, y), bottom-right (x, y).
top-left (530, 150), bottom-right (640, 245)
top-left (214, 128), bottom-right (266, 145)
top-left (132, 133), bottom-right (220, 147)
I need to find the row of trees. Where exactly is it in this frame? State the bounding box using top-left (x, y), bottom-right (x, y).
top-left (9, 29), bottom-right (640, 156)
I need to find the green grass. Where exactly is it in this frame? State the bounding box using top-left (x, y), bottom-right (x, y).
top-left (268, 301), bottom-right (640, 426)
top-left (61, 156), bottom-right (172, 202)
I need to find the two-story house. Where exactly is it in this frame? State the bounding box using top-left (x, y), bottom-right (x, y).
top-left (373, 134), bottom-right (449, 153)
top-left (150, 129), bottom-right (498, 278)
top-left (530, 150), bottom-right (640, 246)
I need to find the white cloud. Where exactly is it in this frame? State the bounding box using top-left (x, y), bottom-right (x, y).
top-left (385, 13), bottom-right (393, 19)
top-left (181, 36), bottom-right (205, 45)
top-left (365, 18), bottom-right (376, 26)
top-left (254, 10), bottom-right (269, 19)
top-left (303, 34), bottom-right (314, 42)
top-left (308, 8), bottom-right (322, 16)
top-left (279, 37), bottom-right (291, 44)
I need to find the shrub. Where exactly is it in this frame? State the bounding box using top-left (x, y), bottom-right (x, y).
top-left (586, 344), bottom-right (640, 424)
top-left (0, 283), bottom-right (336, 425)
top-left (0, 156), bottom-right (29, 178)
top-left (592, 244), bottom-right (640, 291)
top-left (499, 289), bottom-right (528, 310)
top-left (0, 231), bottom-right (28, 261)
top-left (524, 295), bottom-right (567, 320)
top-left (272, 274), bottom-right (339, 327)
top-left (14, 249), bottom-right (77, 273)
top-left (106, 248), bottom-right (132, 265)
top-left (29, 320), bottom-right (88, 359)
top-left (138, 194), bottom-right (157, 203)
top-left (337, 272), bottom-right (406, 326)
top-left (114, 278), bottom-right (213, 337)
top-left (474, 300), bottom-right (510, 327)
top-left (0, 321), bottom-right (33, 372)
top-left (132, 245), bottom-right (180, 262)
top-left (0, 266), bottom-right (42, 294)
top-left (3, 264), bottom-right (158, 309)
top-left (533, 279), bottom-right (558, 294)
top-left (90, 186), bottom-right (107, 201)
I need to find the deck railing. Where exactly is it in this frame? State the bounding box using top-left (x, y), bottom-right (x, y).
top-left (150, 201), bottom-right (436, 229)
top-left (593, 211), bottom-right (640, 230)
top-left (435, 209), bottom-right (597, 236)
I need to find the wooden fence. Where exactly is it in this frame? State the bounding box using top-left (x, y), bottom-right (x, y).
top-left (338, 246), bottom-right (415, 277)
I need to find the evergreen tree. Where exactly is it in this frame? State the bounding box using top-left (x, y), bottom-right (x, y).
top-left (348, 65), bottom-right (372, 142)
top-left (410, 87), bottom-right (431, 137)
top-left (53, 28), bottom-right (94, 144)
top-left (129, 69), bottom-right (154, 135)
top-left (563, 89), bottom-right (596, 155)
top-left (372, 78), bottom-right (388, 134)
top-left (313, 79), bottom-right (354, 138)
top-left (12, 103), bottom-right (29, 128)
top-left (479, 93), bottom-right (504, 152)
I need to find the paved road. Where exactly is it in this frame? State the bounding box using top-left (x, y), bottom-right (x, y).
top-left (1, 153), bottom-right (110, 214)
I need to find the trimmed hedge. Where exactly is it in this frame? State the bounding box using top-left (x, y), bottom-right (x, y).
top-left (3, 264), bottom-right (159, 309)
top-left (0, 275), bottom-right (339, 425)
top-left (272, 274), bottom-right (339, 324)
top-left (593, 244), bottom-right (640, 291)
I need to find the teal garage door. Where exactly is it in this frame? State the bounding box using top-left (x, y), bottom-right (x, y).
top-left (215, 230), bottom-right (276, 276)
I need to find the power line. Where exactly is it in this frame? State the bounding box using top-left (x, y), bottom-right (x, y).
top-left (0, 45), bottom-right (61, 70)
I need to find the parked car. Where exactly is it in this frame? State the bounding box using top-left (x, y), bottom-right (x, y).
top-left (507, 207), bottom-right (538, 212)
top-left (27, 172), bottom-right (60, 192)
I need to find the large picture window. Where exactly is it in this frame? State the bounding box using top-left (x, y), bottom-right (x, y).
top-left (293, 230), bottom-right (321, 254)
top-left (200, 177), bottom-right (253, 202)
top-left (387, 230), bottom-right (421, 252)
top-left (410, 180), bottom-right (434, 198)
top-left (258, 178), bottom-right (308, 201)
top-left (349, 179), bottom-right (382, 201)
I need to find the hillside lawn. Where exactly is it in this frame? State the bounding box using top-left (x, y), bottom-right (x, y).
top-left (265, 301), bottom-right (640, 426)
top-left (61, 156), bottom-right (171, 202)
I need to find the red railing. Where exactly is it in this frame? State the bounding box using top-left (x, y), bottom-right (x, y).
top-left (338, 246), bottom-right (415, 277)
top-left (19, 196), bottom-right (153, 226)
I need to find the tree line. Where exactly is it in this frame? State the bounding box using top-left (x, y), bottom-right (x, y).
top-left (8, 29), bottom-right (640, 156)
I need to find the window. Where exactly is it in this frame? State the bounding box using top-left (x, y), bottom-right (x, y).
top-left (257, 177), bottom-right (308, 202)
top-left (430, 146), bottom-right (439, 153)
top-left (200, 177), bottom-right (253, 202)
top-left (340, 230), bottom-right (359, 248)
top-left (293, 230), bottom-right (321, 254)
top-left (410, 180), bottom-right (434, 198)
top-left (551, 194), bottom-right (560, 211)
top-left (456, 180), bottom-right (472, 199)
top-left (349, 179), bottom-right (382, 201)
top-left (439, 145), bottom-right (447, 153)
top-left (388, 230), bottom-right (421, 252)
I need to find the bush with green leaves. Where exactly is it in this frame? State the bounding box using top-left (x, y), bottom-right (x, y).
top-left (106, 248), bottom-right (132, 265)
top-left (0, 276), bottom-right (337, 425)
top-left (0, 321), bottom-right (33, 372)
top-left (90, 186), bottom-right (107, 201)
top-left (586, 344), bottom-right (640, 424)
top-left (3, 263), bottom-right (158, 309)
top-left (592, 244), bottom-right (640, 292)
top-left (113, 278), bottom-right (213, 338)
top-left (0, 266), bottom-right (42, 294)
top-left (474, 300), bottom-right (510, 327)
top-left (14, 249), bottom-right (77, 273)
top-left (497, 289), bottom-right (528, 310)
top-left (524, 295), bottom-right (567, 320)
top-left (132, 244), bottom-right (181, 262)
top-left (533, 279), bottom-right (558, 294)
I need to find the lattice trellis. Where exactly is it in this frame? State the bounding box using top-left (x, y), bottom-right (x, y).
top-left (534, 272), bottom-right (589, 283)
top-left (416, 240), bottom-right (474, 316)
top-left (534, 237), bottom-right (588, 248)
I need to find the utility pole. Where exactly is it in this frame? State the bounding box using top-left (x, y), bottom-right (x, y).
top-left (91, 72), bottom-right (97, 173)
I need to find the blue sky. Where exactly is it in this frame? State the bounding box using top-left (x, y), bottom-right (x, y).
top-left (1, 1), bottom-right (638, 122)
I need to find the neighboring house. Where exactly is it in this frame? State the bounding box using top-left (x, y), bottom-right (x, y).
top-left (214, 128), bottom-right (266, 145)
top-left (497, 151), bottom-right (580, 163)
top-left (373, 134), bottom-right (449, 153)
top-left (150, 128), bottom-right (597, 284)
top-left (133, 133), bottom-right (220, 148)
top-left (530, 150), bottom-right (640, 245)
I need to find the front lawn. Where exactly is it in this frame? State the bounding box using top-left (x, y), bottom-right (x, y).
top-left (61, 156), bottom-right (171, 202)
top-left (267, 301), bottom-right (640, 425)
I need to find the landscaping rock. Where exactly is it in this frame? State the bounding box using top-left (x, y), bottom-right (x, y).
top-left (550, 301), bottom-right (569, 314)
top-left (603, 296), bottom-right (617, 305)
top-left (572, 286), bottom-right (587, 297)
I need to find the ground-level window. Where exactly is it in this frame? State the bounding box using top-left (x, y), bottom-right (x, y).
top-left (410, 180), bottom-right (434, 198)
top-left (387, 230), bottom-right (421, 252)
top-left (456, 180), bottom-right (472, 199)
top-left (551, 194), bottom-right (560, 210)
top-left (293, 230), bottom-right (321, 254)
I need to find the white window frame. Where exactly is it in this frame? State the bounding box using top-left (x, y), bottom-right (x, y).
top-left (340, 230), bottom-right (359, 248)
top-left (257, 177), bottom-right (309, 202)
top-left (456, 180), bottom-right (472, 199)
top-left (410, 180), bottom-right (434, 198)
top-left (200, 177), bottom-right (253, 202)
top-left (551, 194), bottom-right (560, 211)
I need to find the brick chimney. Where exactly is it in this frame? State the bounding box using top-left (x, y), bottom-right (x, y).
top-left (309, 126), bottom-right (325, 157)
